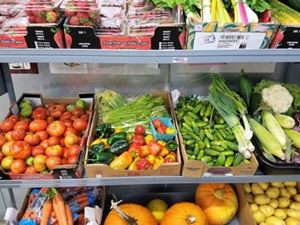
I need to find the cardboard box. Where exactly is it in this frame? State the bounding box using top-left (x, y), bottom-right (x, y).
top-left (187, 22), bottom-right (278, 50)
top-left (84, 91), bottom-right (181, 178)
top-left (0, 22), bottom-right (64, 48)
top-left (63, 24), bottom-right (185, 49)
top-left (0, 93), bottom-right (94, 180)
top-left (270, 25), bottom-right (300, 48)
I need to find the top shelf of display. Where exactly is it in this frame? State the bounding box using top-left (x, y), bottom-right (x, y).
top-left (0, 49), bottom-right (300, 64)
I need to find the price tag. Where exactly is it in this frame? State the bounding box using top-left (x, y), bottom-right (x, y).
top-left (172, 57), bottom-right (188, 64)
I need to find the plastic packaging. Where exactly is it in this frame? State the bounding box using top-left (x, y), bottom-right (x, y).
top-left (61, 0), bottom-right (101, 26)
top-left (25, 0), bottom-right (62, 23)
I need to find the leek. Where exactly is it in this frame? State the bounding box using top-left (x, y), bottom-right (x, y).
top-left (262, 111), bottom-right (287, 149)
top-left (209, 74), bottom-right (254, 159)
top-left (249, 118), bottom-right (285, 160)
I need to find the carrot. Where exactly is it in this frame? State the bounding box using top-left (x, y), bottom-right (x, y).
top-left (65, 204), bottom-right (73, 225)
top-left (41, 199), bottom-right (52, 225)
top-left (53, 194), bottom-right (67, 225)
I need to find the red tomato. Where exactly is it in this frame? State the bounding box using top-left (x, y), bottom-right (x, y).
top-left (55, 104), bottom-right (66, 112)
top-left (29, 119), bottom-right (48, 132)
top-left (1, 119), bottom-right (15, 132)
top-left (64, 133), bottom-right (79, 148)
top-left (70, 115), bottom-right (79, 121)
top-left (36, 130), bottom-right (49, 141)
top-left (0, 134), bottom-right (7, 147)
top-left (24, 165), bottom-right (37, 174)
top-left (67, 145), bottom-right (81, 157)
top-left (8, 115), bottom-right (19, 123)
top-left (71, 108), bottom-right (85, 117)
top-left (45, 145), bottom-right (63, 157)
top-left (60, 112), bottom-right (72, 121)
top-left (31, 145), bottom-right (45, 157)
top-left (81, 114), bottom-right (89, 120)
top-left (10, 141), bottom-right (31, 159)
top-left (62, 158), bottom-right (68, 164)
top-left (21, 118), bottom-right (32, 123)
top-left (73, 118), bottom-right (88, 131)
top-left (133, 135), bottom-right (145, 145)
top-left (63, 148), bottom-right (68, 158)
top-left (32, 107), bottom-right (48, 120)
top-left (40, 139), bottom-right (49, 149)
top-left (60, 138), bottom-right (65, 147)
top-left (152, 119), bottom-right (162, 129)
top-left (10, 159), bottom-right (26, 173)
top-left (48, 136), bottom-right (60, 146)
top-left (47, 121), bottom-right (66, 137)
top-left (47, 116), bottom-right (55, 124)
top-left (48, 105), bottom-right (64, 118)
top-left (5, 131), bottom-right (14, 142)
top-left (2, 141), bottom-right (14, 156)
top-left (64, 127), bottom-right (78, 136)
top-left (46, 156), bottom-right (62, 170)
top-left (11, 129), bottom-right (26, 141)
top-left (14, 121), bottom-right (29, 131)
top-left (135, 125), bottom-right (145, 135)
top-left (67, 155), bottom-right (78, 164)
top-left (63, 120), bottom-right (72, 127)
top-left (24, 133), bottom-right (40, 146)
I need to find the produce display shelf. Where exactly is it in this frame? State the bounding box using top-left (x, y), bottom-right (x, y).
top-left (1, 174), bottom-right (300, 188)
top-left (0, 49), bottom-right (300, 64)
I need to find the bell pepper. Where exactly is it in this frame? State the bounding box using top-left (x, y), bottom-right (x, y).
top-left (140, 145), bottom-right (150, 158)
top-left (128, 143), bottom-right (141, 158)
top-left (128, 157), bottom-right (140, 170)
top-left (153, 156), bottom-right (164, 169)
top-left (158, 147), bottom-right (169, 157)
top-left (109, 140), bottom-right (129, 155)
top-left (157, 140), bottom-right (166, 147)
top-left (164, 152), bottom-right (177, 163)
top-left (145, 135), bottom-right (154, 145)
top-left (108, 132), bottom-right (127, 145)
top-left (91, 138), bottom-right (109, 148)
top-left (148, 140), bottom-right (161, 156)
top-left (95, 123), bottom-right (115, 138)
top-left (114, 128), bottom-right (122, 133)
top-left (133, 135), bottom-right (145, 145)
top-left (88, 143), bottom-right (105, 160)
top-left (136, 158), bottom-right (151, 170)
top-left (146, 154), bottom-right (156, 164)
top-left (166, 140), bottom-right (177, 152)
top-left (109, 151), bottom-right (133, 170)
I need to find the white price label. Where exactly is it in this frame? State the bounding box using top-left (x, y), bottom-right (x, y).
top-left (172, 57), bottom-right (188, 64)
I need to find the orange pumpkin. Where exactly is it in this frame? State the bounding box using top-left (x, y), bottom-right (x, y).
top-left (104, 203), bottom-right (158, 225)
top-left (195, 184), bottom-right (238, 225)
top-left (160, 202), bottom-right (208, 225)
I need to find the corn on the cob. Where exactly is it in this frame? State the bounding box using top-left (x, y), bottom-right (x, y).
top-left (284, 129), bottom-right (300, 149)
top-left (274, 114), bottom-right (295, 129)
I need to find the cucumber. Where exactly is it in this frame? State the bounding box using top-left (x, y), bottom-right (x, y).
top-left (215, 154), bottom-right (226, 166)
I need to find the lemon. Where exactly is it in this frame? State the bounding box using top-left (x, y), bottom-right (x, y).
top-left (147, 199), bottom-right (168, 222)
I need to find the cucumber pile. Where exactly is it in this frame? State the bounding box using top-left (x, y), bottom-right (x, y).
top-left (175, 96), bottom-right (245, 167)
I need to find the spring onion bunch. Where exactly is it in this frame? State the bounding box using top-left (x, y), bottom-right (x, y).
top-left (209, 74), bottom-right (254, 158)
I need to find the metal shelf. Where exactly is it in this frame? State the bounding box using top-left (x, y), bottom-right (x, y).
top-left (0, 49), bottom-right (300, 64)
top-left (1, 175), bottom-right (300, 188)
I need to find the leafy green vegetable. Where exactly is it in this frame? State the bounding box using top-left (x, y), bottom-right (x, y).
top-left (96, 90), bottom-right (127, 114)
top-left (246, 0), bottom-right (271, 12)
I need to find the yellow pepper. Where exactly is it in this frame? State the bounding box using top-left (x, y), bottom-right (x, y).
top-left (109, 151), bottom-right (133, 170)
top-left (157, 140), bottom-right (166, 147)
top-left (164, 152), bottom-right (177, 163)
top-left (166, 127), bottom-right (176, 134)
top-left (114, 128), bottom-right (122, 133)
top-left (159, 147), bottom-right (169, 157)
top-left (145, 135), bottom-right (154, 145)
top-left (153, 156), bottom-right (165, 170)
top-left (128, 157), bottom-right (140, 170)
top-left (91, 138), bottom-right (109, 148)
top-left (146, 154), bottom-right (156, 164)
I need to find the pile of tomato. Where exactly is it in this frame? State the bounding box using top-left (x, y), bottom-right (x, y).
top-left (0, 100), bottom-right (91, 174)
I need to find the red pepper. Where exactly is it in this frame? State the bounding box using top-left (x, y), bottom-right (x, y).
top-left (139, 145), bottom-right (150, 158)
top-left (136, 158), bottom-right (151, 170)
top-left (128, 143), bottom-right (141, 158)
top-left (133, 135), bottom-right (145, 145)
top-left (157, 124), bottom-right (167, 134)
top-left (148, 140), bottom-right (161, 156)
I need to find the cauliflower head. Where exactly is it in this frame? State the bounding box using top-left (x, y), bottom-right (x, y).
top-left (262, 84), bottom-right (293, 113)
